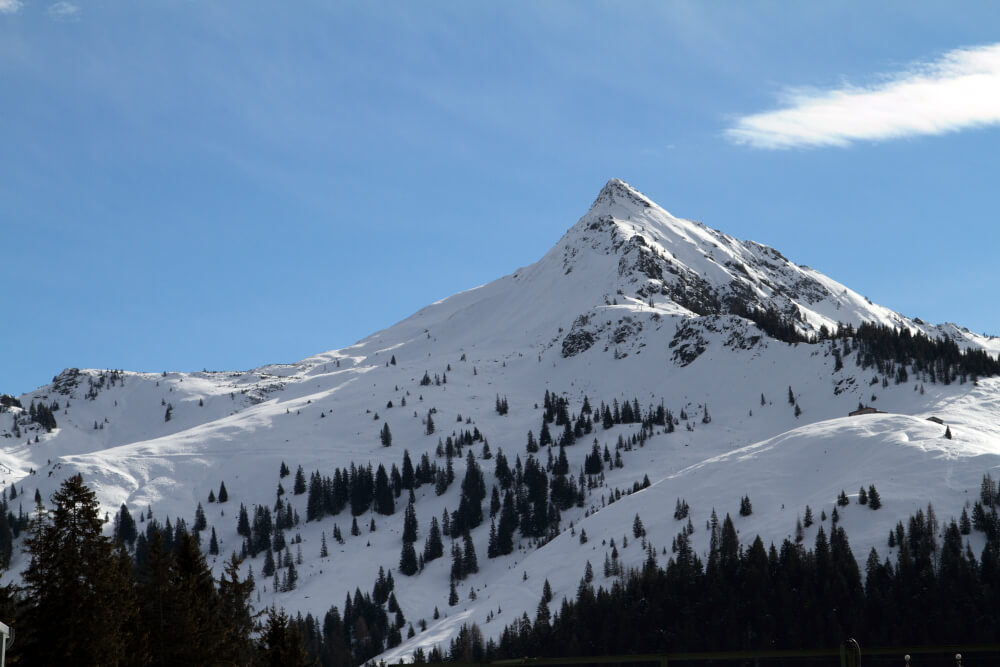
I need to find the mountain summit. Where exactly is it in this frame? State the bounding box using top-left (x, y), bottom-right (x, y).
top-left (1, 179), bottom-right (999, 663)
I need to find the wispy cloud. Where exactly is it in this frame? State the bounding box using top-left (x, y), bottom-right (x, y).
top-left (47, 1), bottom-right (79, 20)
top-left (0, 0), bottom-right (23, 14)
top-left (727, 43), bottom-right (1000, 149)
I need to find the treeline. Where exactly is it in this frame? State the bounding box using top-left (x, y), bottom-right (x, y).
top-left (432, 502), bottom-right (1000, 662)
top-left (2, 474), bottom-right (313, 666)
top-left (842, 322), bottom-right (1000, 382)
top-left (723, 301), bottom-right (1000, 381)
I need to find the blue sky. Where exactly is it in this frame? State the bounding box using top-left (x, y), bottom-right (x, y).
top-left (2, 2), bottom-right (999, 395)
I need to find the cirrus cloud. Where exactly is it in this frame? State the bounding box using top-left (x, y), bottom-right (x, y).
top-left (48, 1), bottom-right (79, 20)
top-left (727, 43), bottom-right (1000, 149)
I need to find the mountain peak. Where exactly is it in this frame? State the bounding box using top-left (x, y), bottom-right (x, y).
top-left (588, 178), bottom-right (660, 217)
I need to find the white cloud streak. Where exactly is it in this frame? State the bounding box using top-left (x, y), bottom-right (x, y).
top-left (0, 0), bottom-right (23, 14)
top-left (727, 43), bottom-right (1000, 149)
top-left (47, 1), bottom-right (79, 20)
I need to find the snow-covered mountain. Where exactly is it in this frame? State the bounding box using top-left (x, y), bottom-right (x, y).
top-left (2, 179), bottom-right (999, 661)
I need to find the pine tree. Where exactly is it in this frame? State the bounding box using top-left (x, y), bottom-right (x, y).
top-left (425, 411), bottom-right (435, 435)
top-left (237, 503), bottom-right (251, 537)
top-left (451, 541), bottom-right (465, 580)
top-left (462, 531), bottom-right (478, 575)
top-left (218, 481), bottom-right (229, 503)
top-left (262, 547), bottom-right (276, 577)
top-left (423, 516), bottom-right (444, 562)
top-left (257, 606), bottom-right (312, 666)
top-left (868, 484), bottom-right (882, 509)
top-left (148, 533), bottom-right (227, 663)
top-left (194, 501), bottom-right (207, 532)
top-left (403, 501), bottom-right (419, 544)
top-left (293, 466), bottom-right (307, 495)
top-left (381, 422), bottom-right (393, 447)
top-left (448, 580), bottom-right (459, 606)
top-left (115, 502), bottom-right (138, 548)
top-left (22, 474), bottom-right (138, 665)
top-left (209, 526), bottom-right (220, 555)
top-left (320, 531), bottom-right (329, 557)
top-left (959, 507), bottom-right (971, 535)
top-left (399, 541), bottom-right (419, 576)
top-left (217, 553), bottom-right (256, 665)
top-left (632, 514), bottom-right (645, 538)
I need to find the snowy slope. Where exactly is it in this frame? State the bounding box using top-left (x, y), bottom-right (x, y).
top-left (1, 179), bottom-right (998, 661)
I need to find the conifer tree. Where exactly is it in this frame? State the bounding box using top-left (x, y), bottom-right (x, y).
top-left (257, 607), bottom-right (312, 666)
top-left (293, 465), bottom-right (307, 495)
top-left (153, 533), bottom-right (227, 663)
top-left (262, 547), bottom-right (276, 578)
top-left (868, 484), bottom-right (882, 509)
top-left (217, 553), bottom-right (257, 665)
top-left (403, 501), bottom-right (419, 544)
top-left (218, 481), bottom-right (229, 503)
top-left (22, 474), bottom-right (139, 665)
top-left (237, 503), bottom-right (251, 537)
top-left (462, 531), bottom-right (479, 575)
top-left (194, 501), bottom-right (207, 532)
top-left (633, 514), bottom-right (645, 538)
top-left (399, 540), bottom-right (419, 576)
top-left (115, 502), bottom-right (138, 548)
top-left (423, 516), bottom-right (444, 562)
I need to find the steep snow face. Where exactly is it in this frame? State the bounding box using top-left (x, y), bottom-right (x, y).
top-left (1, 178), bottom-right (998, 662)
top-left (557, 179), bottom-right (938, 340)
